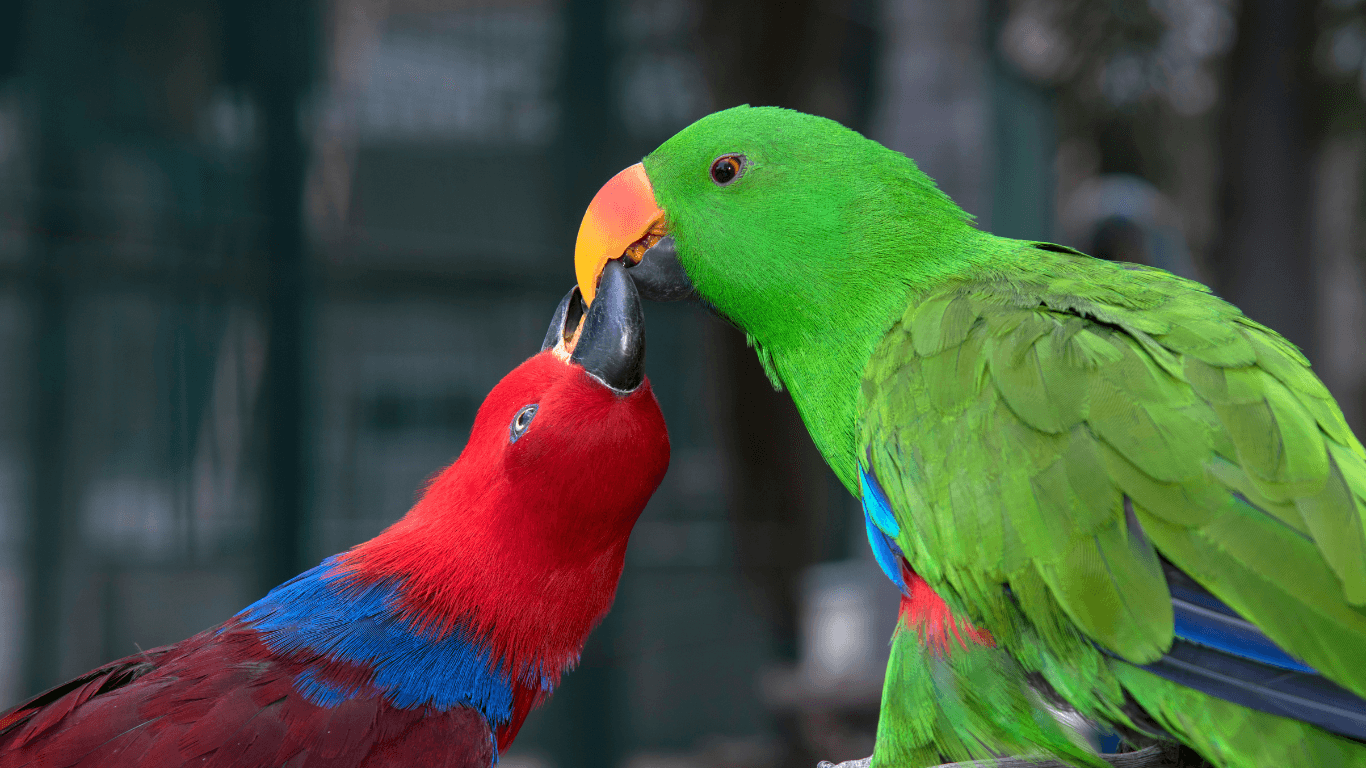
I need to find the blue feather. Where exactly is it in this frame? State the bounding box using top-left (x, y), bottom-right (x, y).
top-left (234, 556), bottom-right (549, 732)
top-left (860, 466), bottom-right (901, 538)
top-left (864, 512), bottom-right (907, 592)
top-left (861, 467), bottom-right (906, 591)
top-left (1140, 640), bottom-right (1366, 742)
top-left (1119, 562), bottom-right (1366, 742)
top-left (1164, 564), bottom-right (1316, 673)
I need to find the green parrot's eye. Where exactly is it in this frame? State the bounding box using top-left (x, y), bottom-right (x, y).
top-left (710, 154), bottom-right (745, 186)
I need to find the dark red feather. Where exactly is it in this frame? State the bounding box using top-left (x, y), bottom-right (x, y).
top-left (0, 627), bottom-right (496, 768)
top-left (0, 350), bottom-right (669, 768)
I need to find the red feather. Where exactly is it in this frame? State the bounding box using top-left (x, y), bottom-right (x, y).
top-left (899, 562), bottom-right (994, 655)
top-left (336, 352), bottom-right (670, 690)
top-left (0, 350), bottom-right (671, 767)
top-left (0, 627), bottom-right (495, 768)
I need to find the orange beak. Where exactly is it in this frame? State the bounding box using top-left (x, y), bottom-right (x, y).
top-left (574, 163), bottom-right (667, 305)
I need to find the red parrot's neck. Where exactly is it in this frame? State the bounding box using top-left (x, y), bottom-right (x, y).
top-left (330, 469), bottom-right (645, 751)
top-left (335, 448), bottom-right (648, 692)
top-left (239, 356), bottom-right (668, 754)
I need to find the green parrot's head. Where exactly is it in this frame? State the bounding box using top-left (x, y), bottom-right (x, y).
top-left (572, 106), bottom-right (975, 349)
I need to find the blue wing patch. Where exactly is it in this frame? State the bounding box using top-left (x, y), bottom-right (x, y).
top-left (235, 556), bottom-right (535, 733)
top-left (1139, 639), bottom-right (1366, 742)
top-left (864, 512), bottom-right (906, 592)
top-left (1164, 564), bottom-right (1316, 673)
top-left (1121, 561), bottom-right (1366, 742)
top-left (860, 467), bottom-right (905, 591)
top-left (860, 466), bottom-right (900, 537)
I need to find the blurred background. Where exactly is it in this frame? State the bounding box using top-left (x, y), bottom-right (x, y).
top-left (1, 0), bottom-right (1365, 765)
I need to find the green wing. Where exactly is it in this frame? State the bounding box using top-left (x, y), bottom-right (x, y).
top-left (860, 244), bottom-right (1366, 765)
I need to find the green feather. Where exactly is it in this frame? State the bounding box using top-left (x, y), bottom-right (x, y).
top-left (874, 616), bottom-right (1108, 768)
top-left (1295, 452), bottom-right (1366, 604)
top-left (638, 106), bottom-right (1366, 766)
top-left (1035, 513), bottom-right (1172, 663)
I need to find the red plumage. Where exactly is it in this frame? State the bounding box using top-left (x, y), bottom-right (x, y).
top-left (0, 350), bottom-right (670, 767)
top-left (338, 350), bottom-right (670, 690)
top-left (899, 562), bottom-right (993, 655)
top-left (0, 626), bottom-right (495, 768)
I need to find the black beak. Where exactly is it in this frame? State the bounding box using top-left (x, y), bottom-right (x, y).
top-left (541, 286), bottom-right (583, 352)
top-left (624, 236), bottom-right (694, 302)
top-left (546, 260), bottom-right (645, 392)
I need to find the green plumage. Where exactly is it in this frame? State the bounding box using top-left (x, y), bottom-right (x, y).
top-left (861, 249), bottom-right (1366, 764)
top-left (640, 106), bottom-right (1366, 766)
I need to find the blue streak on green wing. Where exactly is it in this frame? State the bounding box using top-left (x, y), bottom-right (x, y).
top-left (862, 467), bottom-right (906, 591)
top-left (1168, 572), bottom-right (1317, 674)
top-left (861, 465), bottom-right (901, 536)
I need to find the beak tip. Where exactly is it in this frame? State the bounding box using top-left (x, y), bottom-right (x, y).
top-left (541, 286), bottom-right (580, 354)
top-left (571, 259), bottom-right (646, 393)
top-left (573, 163), bottom-right (665, 307)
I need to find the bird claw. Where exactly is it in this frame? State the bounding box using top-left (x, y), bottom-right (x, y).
top-left (816, 758), bottom-right (871, 768)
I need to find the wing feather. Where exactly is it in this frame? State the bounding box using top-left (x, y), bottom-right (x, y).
top-left (0, 626), bottom-right (495, 768)
top-left (860, 245), bottom-right (1366, 740)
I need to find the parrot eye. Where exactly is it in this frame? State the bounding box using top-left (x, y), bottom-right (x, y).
top-left (709, 154), bottom-right (745, 186)
top-left (509, 404), bottom-right (538, 443)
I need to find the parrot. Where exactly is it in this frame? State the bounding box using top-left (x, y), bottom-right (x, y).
top-left (568, 105), bottom-right (1366, 767)
top-left (0, 262), bottom-right (668, 768)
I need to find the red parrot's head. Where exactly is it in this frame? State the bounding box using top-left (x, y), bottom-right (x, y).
top-left (338, 266), bottom-right (669, 734)
top-left (449, 265), bottom-right (670, 548)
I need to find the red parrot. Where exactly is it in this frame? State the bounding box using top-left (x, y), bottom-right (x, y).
top-left (0, 262), bottom-right (668, 768)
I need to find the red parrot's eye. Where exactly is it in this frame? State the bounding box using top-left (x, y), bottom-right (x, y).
top-left (509, 404), bottom-right (538, 443)
top-left (709, 154), bottom-right (744, 186)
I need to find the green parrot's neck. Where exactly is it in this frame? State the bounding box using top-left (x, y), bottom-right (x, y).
top-left (732, 223), bottom-right (998, 494)
top-left (643, 106), bottom-right (1001, 491)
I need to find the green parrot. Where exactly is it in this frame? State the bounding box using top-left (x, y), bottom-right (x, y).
top-left (570, 106), bottom-right (1366, 767)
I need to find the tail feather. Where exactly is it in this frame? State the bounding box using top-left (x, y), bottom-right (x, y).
top-left (1140, 640), bottom-right (1366, 742)
top-left (1124, 561), bottom-right (1366, 743)
top-left (1116, 664), bottom-right (1366, 768)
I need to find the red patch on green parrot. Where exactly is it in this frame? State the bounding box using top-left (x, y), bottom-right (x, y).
top-left (899, 563), bottom-right (993, 655)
